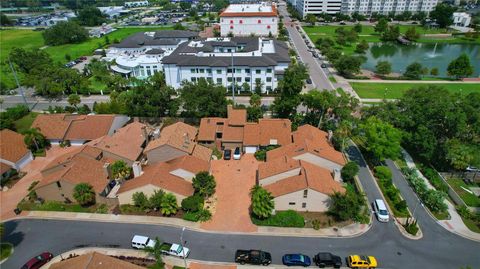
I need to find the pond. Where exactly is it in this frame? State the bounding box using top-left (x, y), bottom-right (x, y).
top-left (362, 43), bottom-right (480, 77)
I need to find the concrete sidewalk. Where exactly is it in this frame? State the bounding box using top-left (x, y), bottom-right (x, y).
top-left (11, 210), bottom-right (371, 238)
top-left (401, 149), bottom-right (480, 242)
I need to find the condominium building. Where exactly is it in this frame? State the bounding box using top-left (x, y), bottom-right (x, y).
top-left (105, 30), bottom-right (198, 78)
top-left (219, 2), bottom-right (279, 36)
top-left (161, 37), bottom-right (291, 93)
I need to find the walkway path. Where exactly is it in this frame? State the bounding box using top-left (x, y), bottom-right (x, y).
top-left (399, 150), bottom-right (480, 241)
top-left (347, 79), bottom-right (480, 84)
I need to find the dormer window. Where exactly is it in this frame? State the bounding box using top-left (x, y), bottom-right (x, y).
top-left (239, 20), bottom-right (243, 24)
top-left (230, 20), bottom-right (233, 24)
top-left (258, 19), bottom-right (262, 23)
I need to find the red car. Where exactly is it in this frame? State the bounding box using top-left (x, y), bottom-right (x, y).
top-left (21, 252), bottom-right (53, 269)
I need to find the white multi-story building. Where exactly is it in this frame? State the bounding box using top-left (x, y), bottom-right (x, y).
top-left (220, 3), bottom-right (279, 37)
top-left (291, 0), bottom-right (438, 17)
top-left (125, 1), bottom-right (149, 8)
top-left (452, 12), bottom-right (471, 27)
top-left (106, 30), bottom-right (198, 78)
top-left (162, 37), bottom-right (291, 93)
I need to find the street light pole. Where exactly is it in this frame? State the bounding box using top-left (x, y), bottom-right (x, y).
top-left (8, 58), bottom-right (29, 110)
top-left (180, 227), bottom-right (187, 269)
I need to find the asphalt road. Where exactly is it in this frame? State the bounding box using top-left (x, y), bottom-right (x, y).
top-left (2, 144), bottom-right (479, 269)
top-left (278, 4), bottom-right (334, 91)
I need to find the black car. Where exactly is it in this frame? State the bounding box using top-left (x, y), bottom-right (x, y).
top-left (321, 63), bottom-right (327, 68)
top-left (313, 252), bottom-right (342, 268)
top-left (306, 78), bottom-right (312, 84)
top-left (235, 249), bottom-right (272, 266)
top-left (223, 149), bottom-right (232, 160)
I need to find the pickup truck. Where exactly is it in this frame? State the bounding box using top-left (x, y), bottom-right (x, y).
top-left (235, 249), bottom-right (272, 266)
top-left (160, 242), bottom-right (190, 258)
top-left (313, 252), bottom-right (342, 268)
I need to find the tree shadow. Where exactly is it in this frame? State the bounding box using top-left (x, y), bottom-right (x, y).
top-left (2, 220), bottom-right (25, 247)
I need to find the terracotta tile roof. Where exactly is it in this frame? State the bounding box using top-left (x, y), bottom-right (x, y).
top-left (198, 118), bottom-right (226, 141)
top-left (1, 163), bottom-right (12, 174)
top-left (267, 124), bottom-right (345, 165)
top-left (50, 252), bottom-right (144, 269)
top-left (222, 125), bottom-right (244, 142)
top-left (220, 4), bottom-right (277, 17)
top-left (118, 158), bottom-right (200, 196)
top-left (167, 155), bottom-right (210, 174)
top-left (191, 144), bottom-right (213, 162)
top-left (257, 119), bottom-right (292, 146)
top-left (42, 145), bottom-right (102, 172)
top-left (243, 123), bottom-right (260, 146)
top-left (0, 129), bottom-right (29, 163)
top-left (145, 122), bottom-right (197, 153)
top-left (32, 114), bottom-right (117, 141)
top-left (227, 105), bottom-right (246, 126)
top-left (263, 160), bottom-right (344, 197)
top-left (258, 155), bottom-right (301, 179)
top-left (89, 122), bottom-right (146, 162)
top-left (37, 151), bottom-right (109, 193)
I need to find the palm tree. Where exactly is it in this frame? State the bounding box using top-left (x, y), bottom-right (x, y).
top-left (67, 94), bottom-right (81, 108)
top-left (73, 183), bottom-right (96, 206)
top-left (250, 185), bottom-right (274, 219)
top-left (110, 160), bottom-right (131, 180)
top-left (160, 193), bottom-right (178, 216)
top-left (23, 128), bottom-right (47, 152)
top-left (143, 236), bottom-right (164, 268)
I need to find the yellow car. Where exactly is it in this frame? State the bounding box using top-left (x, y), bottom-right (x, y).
top-left (347, 255), bottom-right (378, 269)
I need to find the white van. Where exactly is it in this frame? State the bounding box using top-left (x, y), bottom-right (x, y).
top-left (131, 235), bottom-right (156, 249)
top-left (374, 199), bottom-right (390, 222)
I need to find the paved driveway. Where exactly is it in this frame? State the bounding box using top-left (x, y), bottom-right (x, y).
top-left (201, 154), bottom-right (258, 232)
top-left (0, 146), bottom-right (77, 220)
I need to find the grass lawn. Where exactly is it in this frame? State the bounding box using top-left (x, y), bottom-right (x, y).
top-left (351, 82), bottom-right (480, 99)
top-left (446, 178), bottom-right (480, 207)
top-left (13, 112), bottom-right (38, 133)
top-left (461, 215), bottom-right (480, 233)
top-left (433, 211), bottom-right (450, 220)
top-left (251, 210), bottom-right (305, 227)
top-left (0, 243), bottom-right (13, 261)
top-left (17, 200), bottom-right (103, 213)
top-left (88, 77), bottom-right (108, 94)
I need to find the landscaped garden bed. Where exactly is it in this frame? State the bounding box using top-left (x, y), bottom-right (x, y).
top-left (252, 210), bottom-right (305, 228)
top-left (374, 166), bottom-right (410, 218)
top-left (17, 200), bottom-right (108, 213)
top-left (446, 178), bottom-right (480, 207)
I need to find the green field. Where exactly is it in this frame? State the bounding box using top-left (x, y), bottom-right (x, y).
top-left (351, 82), bottom-right (480, 99)
top-left (0, 26), bottom-right (173, 89)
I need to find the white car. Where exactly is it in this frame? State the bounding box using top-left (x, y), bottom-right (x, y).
top-left (233, 147), bottom-right (241, 160)
top-left (466, 166), bottom-right (479, 172)
top-left (131, 235), bottom-right (156, 249)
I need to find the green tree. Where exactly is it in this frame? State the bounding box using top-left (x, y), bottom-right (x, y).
top-left (174, 22), bottom-right (185, 30)
top-left (143, 237), bottom-right (165, 268)
top-left (430, 3), bottom-right (456, 28)
top-left (355, 39), bottom-right (369, 54)
top-left (254, 78), bottom-right (263, 95)
top-left (381, 25), bottom-right (400, 41)
top-left (447, 53), bottom-right (474, 79)
top-left (446, 139), bottom-right (477, 170)
top-left (375, 61), bottom-right (392, 76)
top-left (360, 116), bottom-right (402, 161)
top-left (250, 185), bottom-right (274, 219)
top-left (179, 78), bottom-right (227, 118)
top-left (160, 193), bottom-right (178, 216)
top-left (73, 183), bottom-right (96, 206)
top-left (42, 21), bottom-right (89, 45)
top-left (353, 23), bottom-right (362, 33)
top-left (149, 190), bottom-right (165, 210)
top-left (247, 93), bottom-right (263, 121)
top-left (180, 1), bottom-right (192, 10)
top-left (181, 194), bottom-right (204, 212)
top-left (430, 67), bottom-right (439, 76)
top-left (405, 27), bottom-right (420, 41)
top-left (0, 13), bottom-right (13, 26)
top-left (77, 6), bottom-right (106, 26)
top-left (374, 18), bottom-right (388, 33)
top-left (334, 120), bottom-right (354, 151)
top-left (334, 55), bottom-right (364, 77)
top-left (192, 171), bottom-right (216, 198)
top-left (23, 128), bottom-right (48, 152)
top-left (305, 14), bottom-right (317, 26)
top-left (132, 192), bottom-right (149, 209)
top-left (9, 48), bottom-right (52, 74)
top-left (67, 94), bottom-right (81, 108)
top-left (110, 160), bottom-right (131, 180)
top-left (403, 62), bottom-right (423, 79)
top-left (341, 161), bottom-right (359, 183)
top-left (328, 189), bottom-right (362, 221)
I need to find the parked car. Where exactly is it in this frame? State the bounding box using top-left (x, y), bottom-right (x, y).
top-left (160, 242), bottom-right (190, 258)
top-left (233, 147), bottom-right (241, 160)
top-left (321, 63), bottom-right (327, 68)
top-left (21, 252), bottom-right (53, 269)
top-left (80, 56), bottom-right (87, 60)
top-left (282, 254), bottom-right (311, 267)
top-left (306, 78), bottom-right (312, 84)
top-left (224, 149), bottom-right (232, 160)
top-left (374, 199), bottom-right (389, 222)
top-left (347, 255), bottom-right (377, 268)
top-left (313, 252), bottom-right (342, 268)
top-left (131, 235), bottom-right (156, 249)
top-left (235, 249), bottom-right (272, 265)
top-left (466, 166), bottom-right (480, 172)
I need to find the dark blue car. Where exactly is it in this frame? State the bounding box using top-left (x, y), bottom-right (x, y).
top-left (282, 254), bottom-right (311, 267)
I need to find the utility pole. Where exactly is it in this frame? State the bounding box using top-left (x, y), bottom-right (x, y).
top-left (8, 58), bottom-right (29, 110)
top-left (231, 51), bottom-right (235, 105)
top-left (180, 227), bottom-right (188, 269)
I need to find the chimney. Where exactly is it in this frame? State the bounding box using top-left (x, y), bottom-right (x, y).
top-left (142, 126), bottom-right (149, 143)
top-left (132, 161), bottom-right (143, 178)
top-left (103, 163), bottom-right (112, 179)
top-left (333, 168), bottom-right (342, 182)
top-left (327, 130), bottom-right (333, 142)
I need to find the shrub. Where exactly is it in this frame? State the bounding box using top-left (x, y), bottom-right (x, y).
top-left (328, 189), bottom-right (364, 221)
top-left (374, 166), bottom-right (392, 181)
top-left (405, 172), bottom-right (448, 214)
top-left (403, 218), bottom-right (419, 235)
top-left (181, 194), bottom-right (204, 212)
top-left (395, 200), bottom-right (408, 212)
top-left (197, 209), bottom-right (212, 222)
top-left (149, 190), bottom-right (164, 210)
top-left (132, 192), bottom-right (149, 209)
top-left (252, 210), bottom-right (305, 227)
top-left (183, 211), bottom-right (200, 222)
top-left (419, 166), bottom-right (449, 193)
top-left (341, 161), bottom-right (359, 183)
top-left (311, 219), bottom-right (321, 230)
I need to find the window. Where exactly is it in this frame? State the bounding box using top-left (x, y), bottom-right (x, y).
top-left (239, 19), bottom-right (243, 24)
top-left (146, 69), bottom-right (151, 76)
top-left (302, 202), bottom-right (306, 208)
top-left (230, 20), bottom-right (233, 24)
top-left (256, 69), bottom-right (261, 74)
top-left (227, 49), bottom-right (232, 52)
top-left (219, 48), bottom-right (224, 52)
top-left (258, 19), bottom-right (262, 23)
top-left (267, 68), bottom-right (272, 73)
top-left (303, 189), bottom-right (308, 198)
top-left (266, 77), bottom-right (272, 82)
top-left (56, 181), bottom-right (62, 188)
top-left (190, 68), bottom-right (196, 73)
top-left (199, 69), bottom-right (205, 73)
top-left (236, 77), bottom-right (242, 82)
top-left (245, 68), bottom-right (250, 73)
top-left (236, 68), bottom-right (241, 73)
top-left (207, 69), bottom-right (212, 73)
top-left (216, 69), bottom-right (222, 74)
top-left (227, 68), bottom-right (233, 73)
top-left (207, 77), bottom-right (213, 83)
top-left (266, 86), bottom-right (272, 91)
top-left (289, 202), bottom-right (296, 205)
top-left (245, 77), bottom-right (251, 82)
top-left (230, 25), bottom-right (234, 29)
top-left (191, 77), bottom-right (196, 82)
top-left (227, 77), bottom-right (233, 82)
top-left (267, 25), bottom-right (271, 29)
top-left (216, 78), bottom-right (222, 84)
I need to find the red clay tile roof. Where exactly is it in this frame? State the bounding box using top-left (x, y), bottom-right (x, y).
top-left (243, 123), bottom-right (260, 146)
top-left (191, 144), bottom-right (213, 162)
top-left (220, 4), bottom-right (277, 17)
top-left (267, 124), bottom-right (345, 165)
top-left (145, 122), bottom-right (197, 153)
top-left (167, 155), bottom-right (210, 173)
top-left (198, 118), bottom-right (227, 141)
top-left (263, 160), bottom-right (344, 197)
top-left (258, 155), bottom-right (301, 179)
top-left (89, 122), bottom-right (146, 162)
top-left (257, 119), bottom-right (292, 146)
top-left (1, 163), bottom-right (13, 174)
top-left (222, 125), bottom-right (244, 142)
top-left (227, 105), bottom-right (246, 126)
top-left (42, 145), bottom-right (102, 172)
top-left (0, 129), bottom-right (29, 163)
top-left (32, 114), bottom-right (117, 141)
top-left (50, 252), bottom-right (144, 269)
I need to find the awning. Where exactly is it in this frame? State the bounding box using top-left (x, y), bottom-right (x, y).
top-left (111, 65), bottom-right (132, 74)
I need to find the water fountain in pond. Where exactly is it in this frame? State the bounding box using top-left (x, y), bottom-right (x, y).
top-left (428, 43), bottom-right (439, 58)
